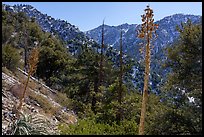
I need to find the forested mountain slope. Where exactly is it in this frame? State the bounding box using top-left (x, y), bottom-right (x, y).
top-left (2, 4), bottom-right (202, 135)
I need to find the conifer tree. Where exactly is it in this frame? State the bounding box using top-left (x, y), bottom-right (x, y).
top-left (2, 44), bottom-right (21, 71)
top-left (117, 29), bottom-right (123, 123)
top-left (138, 5), bottom-right (158, 135)
top-left (99, 19), bottom-right (105, 86)
top-left (92, 20), bottom-right (105, 113)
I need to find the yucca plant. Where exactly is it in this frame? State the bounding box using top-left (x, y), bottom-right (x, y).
top-left (137, 5), bottom-right (158, 135)
top-left (17, 47), bottom-right (39, 116)
top-left (8, 112), bottom-right (57, 135)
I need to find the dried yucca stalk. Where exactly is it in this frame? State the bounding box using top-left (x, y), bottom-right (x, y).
top-left (17, 47), bottom-right (39, 116)
top-left (138, 5), bottom-right (158, 135)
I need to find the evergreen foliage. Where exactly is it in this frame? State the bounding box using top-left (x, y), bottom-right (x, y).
top-left (2, 44), bottom-right (21, 71)
top-left (160, 20), bottom-right (202, 135)
top-left (2, 7), bottom-right (202, 135)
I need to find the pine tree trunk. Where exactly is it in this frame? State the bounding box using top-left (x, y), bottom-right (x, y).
top-left (92, 77), bottom-right (98, 114)
top-left (24, 45), bottom-right (28, 72)
top-left (117, 30), bottom-right (123, 123)
top-left (24, 23), bottom-right (28, 73)
top-left (92, 20), bottom-right (104, 114)
top-left (99, 21), bottom-right (104, 86)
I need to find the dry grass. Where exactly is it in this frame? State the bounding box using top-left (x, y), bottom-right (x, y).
top-left (9, 84), bottom-right (29, 99)
top-left (60, 112), bottom-right (76, 124)
top-left (54, 92), bottom-right (71, 108)
top-left (27, 80), bottom-right (37, 91)
top-left (15, 69), bottom-right (49, 96)
top-left (2, 67), bottom-right (13, 75)
top-left (28, 91), bottom-right (60, 116)
top-left (39, 86), bottom-right (49, 96)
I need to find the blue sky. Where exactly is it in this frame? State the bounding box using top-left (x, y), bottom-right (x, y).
top-left (3, 2), bottom-right (202, 32)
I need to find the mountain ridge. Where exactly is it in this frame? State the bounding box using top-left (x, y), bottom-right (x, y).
top-left (3, 4), bottom-right (201, 56)
top-left (85, 13), bottom-right (201, 55)
top-left (2, 3), bottom-right (202, 95)
top-left (2, 4), bottom-right (91, 45)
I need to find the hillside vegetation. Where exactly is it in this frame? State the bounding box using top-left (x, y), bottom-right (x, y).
top-left (2, 5), bottom-right (202, 135)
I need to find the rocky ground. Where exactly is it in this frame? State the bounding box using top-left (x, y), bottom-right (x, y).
top-left (2, 67), bottom-right (77, 135)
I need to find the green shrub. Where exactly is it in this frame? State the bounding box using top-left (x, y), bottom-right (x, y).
top-left (58, 116), bottom-right (138, 135)
top-left (2, 44), bottom-right (20, 71)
